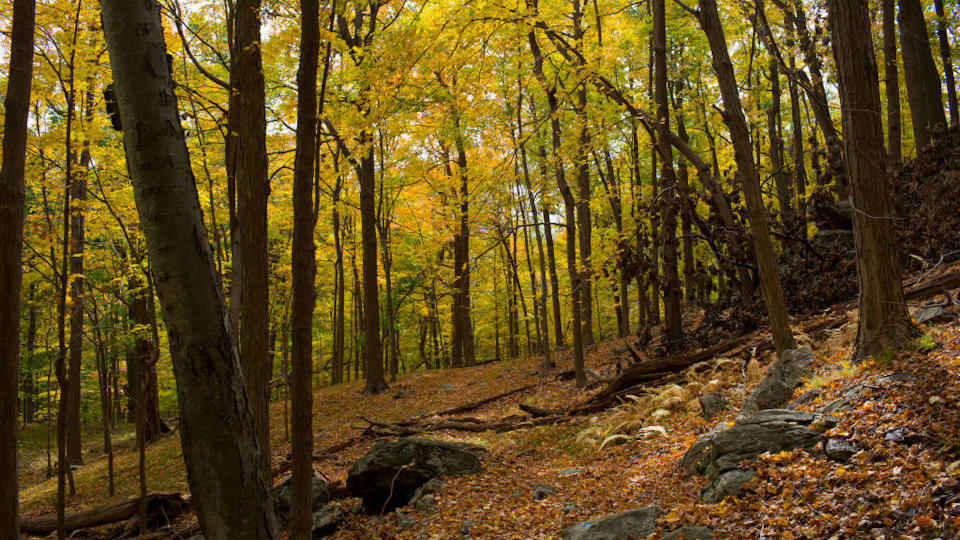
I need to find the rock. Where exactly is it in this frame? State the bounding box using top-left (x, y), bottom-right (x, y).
top-left (883, 427), bottom-right (925, 445)
top-left (509, 487), bottom-right (525, 500)
top-left (531, 483), bottom-right (557, 500)
top-left (458, 518), bottom-right (475, 535)
top-left (311, 502), bottom-right (347, 538)
top-left (700, 469), bottom-right (757, 503)
top-left (917, 305), bottom-right (954, 325)
top-left (413, 494), bottom-right (436, 512)
top-left (739, 347), bottom-right (813, 417)
top-left (438, 384), bottom-right (457, 391)
top-left (787, 388), bottom-right (821, 410)
top-left (662, 525), bottom-right (714, 539)
top-left (558, 468), bottom-right (582, 477)
top-left (825, 439), bottom-right (858, 462)
top-left (408, 477), bottom-right (443, 507)
top-left (561, 503), bottom-right (578, 514)
top-left (699, 393), bottom-right (728, 420)
top-left (347, 437), bottom-right (482, 511)
top-left (272, 475), bottom-right (330, 529)
top-left (559, 506), bottom-right (662, 540)
top-left (395, 510), bottom-right (415, 532)
top-left (680, 410), bottom-right (837, 481)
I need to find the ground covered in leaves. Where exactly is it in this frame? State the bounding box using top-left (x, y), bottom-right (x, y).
top-left (18, 295), bottom-right (960, 538)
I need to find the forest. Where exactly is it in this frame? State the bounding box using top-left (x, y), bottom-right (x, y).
top-left (2, 0), bottom-right (960, 537)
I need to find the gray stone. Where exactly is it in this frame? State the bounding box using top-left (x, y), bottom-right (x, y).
top-left (680, 410), bottom-right (836, 483)
top-left (311, 502), bottom-right (347, 538)
top-left (414, 493), bottom-right (436, 512)
top-left (395, 510), bottom-right (416, 532)
top-left (271, 476), bottom-right (330, 529)
top-left (787, 388), bottom-right (821, 410)
top-left (699, 393), bottom-right (728, 420)
top-left (458, 518), bottom-right (475, 535)
top-left (824, 439), bottom-right (858, 462)
top-left (438, 384), bottom-right (457, 392)
top-left (558, 468), bottom-right (582, 477)
top-left (409, 477), bottom-right (443, 507)
top-left (917, 306), bottom-right (953, 325)
top-left (531, 483), bottom-right (557, 500)
top-left (740, 347), bottom-right (813, 417)
top-left (559, 506), bottom-right (662, 540)
top-left (700, 469), bottom-right (757, 503)
top-left (662, 526), bottom-right (714, 539)
top-left (347, 437), bottom-right (482, 511)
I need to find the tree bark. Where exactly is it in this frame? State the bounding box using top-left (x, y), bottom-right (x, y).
top-left (698, 0), bottom-right (797, 353)
top-left (899, 0), bottom-right (947, 149)
top-left (100, 1), bottom-right (278, 537)
top-left (933, 0), bottom-right (958, 125)
top-left (573, 0), bottom-right (594, 347)
top-left (0, 0), bottom-right (35, 536)
top-left (827, 0), bottom-right (918, 359)
top-left (883, 0), bottom-right (902, 164)
top-left (235, 0), bottom-right (272, 472)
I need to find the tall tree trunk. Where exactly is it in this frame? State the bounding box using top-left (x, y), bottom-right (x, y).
top-left (573, 0), bottom-right (594, 347)
top-left (0, 0), bottom-right (35, 535)
top-left (698, 0), bottom-right (797, 353)
top-left (827, 0), bottom-right (918, 359)
top-left (674, 111), bottom-right (696, 305)
top-left (66, 132), bottom-right (89, 467)
top-left (767, 59), bottom-right (793, 224)
top-left (788, 56), bottom-right (808, 238)
top-left (100, 2), bottom-right (278, 537)
top-left (126, 274), bottom-right (164, 442)
top-left (235, 0), bottom-right (271, 471)
top-left (899, 0), bottom-right (947, 149)
top-left (360, 139), bottom-right (386, 393)
top-left (883, 0), bottom-right (902, 164)
top-left (449, 111), bottom-right (476, 367)
top-left (654, 0), bottom-right (683, 350)
top-left (527, 11), bottom-right (586, 386)
top-left (934, 0), bottom-right (958, 124)
top-left (289, 0), bottom-right (322, 532)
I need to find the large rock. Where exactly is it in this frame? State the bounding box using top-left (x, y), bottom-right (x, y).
top-left (560, 506), bottom-right (662, 540)
top-left (347, 437), bottom-right (482, 511)
top-left (701, 469), bottom-right (757, 503)
top-left (739, 347), bottom-right (812, 417)
top-left (699, 393), bottom-right (728, 420)
top-left (311, 502), bottom-right (347, 538)
top-left (680, 410), bottom-right (837, 502)
top-left (272, 476), bottom-right (330, 529)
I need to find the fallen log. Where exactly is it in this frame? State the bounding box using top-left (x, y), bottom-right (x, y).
top-left (19, 493), bottom-right (188, 536)
top-left (422, 382), bottom-right (539, 418)
top-left (359, 413), bottom-right (566, 436)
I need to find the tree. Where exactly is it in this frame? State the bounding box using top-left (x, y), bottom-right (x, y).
top-left (99, 1), bottom-right (278, 537)
top-left (827, 0), bottom-right (918, 359)
top-left (883, 0), bottom-right (902, 164)
top-left (235, 0), bottom-right (272, 470)
top-left (898, 0), bottom-right (947, 149)
top-left (697, 0), bottom-right (797, 353)
top-left (289, 0), bottom-right (323, 533)
top-left (0, 0), bottom-right (36, 536)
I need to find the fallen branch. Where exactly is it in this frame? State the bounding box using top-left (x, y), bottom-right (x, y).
top-left (19, 493), bottom-right (188, 536)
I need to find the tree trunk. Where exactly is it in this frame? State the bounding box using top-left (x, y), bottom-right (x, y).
top-left (100, 2), bottom-right (278, 537)
top-left (449, 111), bottom-right (476, 367)
top-left (698, 0), bottom-right (797, 353)
top-left (654, 0), bottom-right (683, 350)
top-left (235, 0), bottom-right (272, 472)
top-left (883, 0), bottom-right (902, 164)
top-left (289, 0), bottom-right (323, 533)
top-left (933, 0), bottom-right (958, 125)
top-left (126, 275), bottom-right (164, 442)
top-left (0, 0), bottom-right (35, 535)
top-left (573, 0), bottom-right (594, 347)
top-left (899, 0), bottom-right (947, 149)
top-left (827, 0), bottom-right (918, 359)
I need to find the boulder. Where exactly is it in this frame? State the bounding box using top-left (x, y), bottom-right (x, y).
top-left (824, 439), bottom-right (858, 462)
top-left (560, 506), bottom-right (662, 540)
top-left (271, 475), bottom-right (330, 529)
top-left (916, 305), bottom-right (954, 325)
top-left (662, 525), bottom-right (714, 539)
top-left (680, 410), bottom-right (837, 501)
top-left (531, 483), bottom-right (557, 500)
top-left (739, 347), bottom-right (812, 418)
top-left (346, 437), bottom-right (482, 511)
top-left (311, 502), bottom-right (347, 538)
top-left (700, 469), bottom-right (757, 503)
top-left (699, 393), bottom-right (728, 420)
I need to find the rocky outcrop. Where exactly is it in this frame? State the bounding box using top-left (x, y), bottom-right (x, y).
top-left (560, 506), bottom-right (662, 540)
top-left (680, 410), bottom-right (837, 502)
top-left (271, 476), bottom-right (330, 530)
top-left (739, 347), bottom-right (812, 418)
top-left (346, 437), bottom-right (483, 511)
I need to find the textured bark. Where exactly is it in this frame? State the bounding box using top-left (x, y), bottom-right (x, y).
top-left (235, 0), bottom-right (272, 471)
top-left (698, 0), bottom-right (797, 353)
top-left (934, 0), bottom-right (958, 124)
top-left (66, 140), bottom-right (88, 467)
top-left (100, 1), bottom-right (278, 537)
top-left (126, 277), bottom-right (165, 442)
top-left (899, 0), bottom-right (947, 148)
top-left (827, 0), bottom-right (918, 359)
top-left (573, 0), bottom-right (594, 347)
top-left (0, 0), bottom-right (35, 536)
top-left (654, 0), bottom-right (683, 350)
top-left (883, 0), bottom-right (902, 164)
top-left (767, 59), bottom-right (793, 223)
top-left (289, 0), bottom-right (321, 534)
top-left (450, 111), bottom-right (476, 367)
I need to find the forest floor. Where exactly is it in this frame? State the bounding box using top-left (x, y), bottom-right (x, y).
top-left (17, 277), bottom-right (960, 538)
